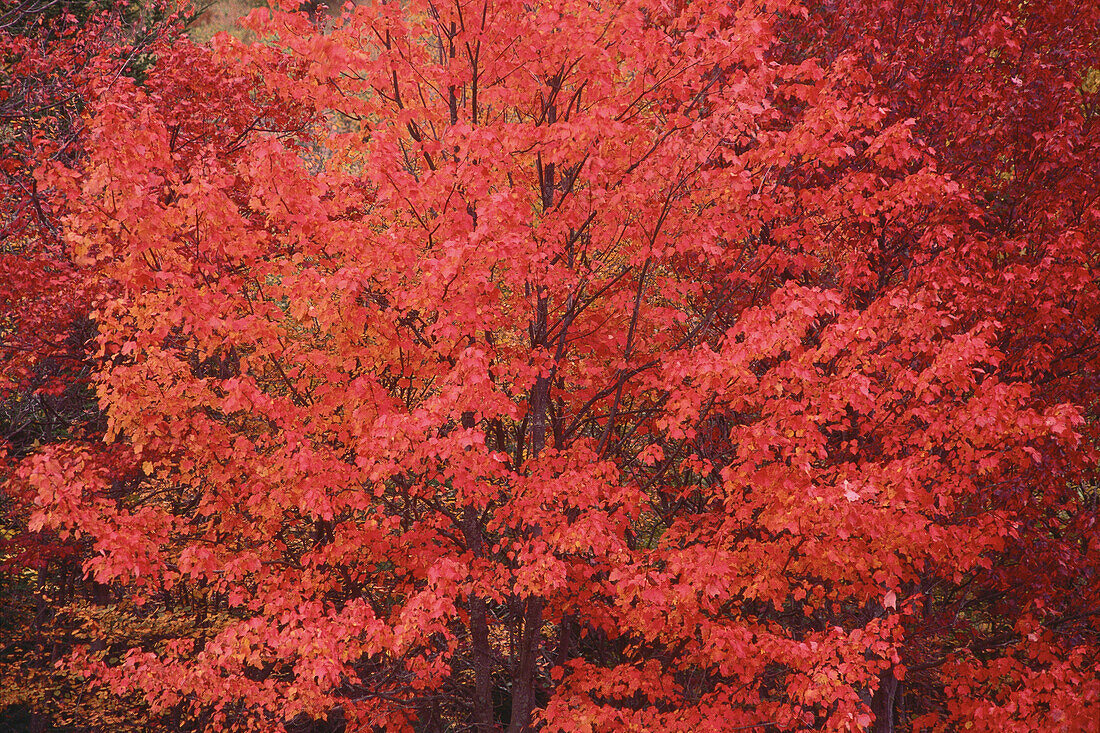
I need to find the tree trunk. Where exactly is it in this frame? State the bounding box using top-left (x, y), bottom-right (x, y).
top-left (460, 408), bottom-right (496, 732)
top-left (872, 670), bottom-right (899, 733)
top-left (507, 597), bottom-right (544, 733)
top-left (463, 501), bottom-right (495, 731)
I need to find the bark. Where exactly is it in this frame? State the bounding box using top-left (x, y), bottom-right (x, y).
top-left (872, 670), bottom-right (899, 733)
top-left (507, 289), bottom-right (550, 732)
top-left (507, 596), bottom-right (545, 733)
top-left (464, 504), bottom-right (495, 732)
top-left (461, 409), bottom-right (496, 731)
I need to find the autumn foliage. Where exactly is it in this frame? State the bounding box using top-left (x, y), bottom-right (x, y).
top-left (3, 0), bottom-right (1099, 730)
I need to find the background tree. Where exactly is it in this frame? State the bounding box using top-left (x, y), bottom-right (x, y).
top-left (1, 2), bottom-right (206, 729)
top-left (790, 1), bottom-right (1100, 727)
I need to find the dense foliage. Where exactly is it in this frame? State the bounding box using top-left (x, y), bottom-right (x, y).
top-left (3, 0), bottom-right (1098, 730)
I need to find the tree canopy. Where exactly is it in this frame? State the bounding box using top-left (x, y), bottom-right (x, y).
top-left (2, 0), bottom-right (1099, 730)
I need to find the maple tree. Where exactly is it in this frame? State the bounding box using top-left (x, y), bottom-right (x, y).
top-left (791, 2), bottom-right (1100, 727)
top-left (1, 2), bottom-right (196, 728)
top-left (6, 0), bottom-right (1100, 731)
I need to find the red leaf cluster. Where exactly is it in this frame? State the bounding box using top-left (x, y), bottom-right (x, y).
top-left (5, 0), bottom-right (1098, 730)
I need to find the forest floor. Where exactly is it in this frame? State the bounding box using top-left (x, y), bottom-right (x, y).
top-left (187, 1), bottom-right (350, 43)
top-left (187, 0), bottom-right (267, 44)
